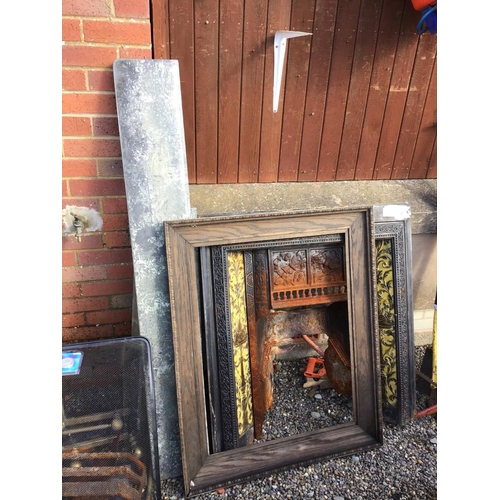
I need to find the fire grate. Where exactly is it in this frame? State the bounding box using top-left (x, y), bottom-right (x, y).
top-left (62, 337), bottom-right (160, 500)
top-left (62, 452), bottom-right (146, 500)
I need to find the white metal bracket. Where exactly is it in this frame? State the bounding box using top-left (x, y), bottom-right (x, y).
top-left (273, 30), bottom-right (312, 113)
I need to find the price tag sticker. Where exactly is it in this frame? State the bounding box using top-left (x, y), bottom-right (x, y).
top-left (62, 351), bottom-right (84, 376)
top-left (382, 204), bottom-right (411, 220)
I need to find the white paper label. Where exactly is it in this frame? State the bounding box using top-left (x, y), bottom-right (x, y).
top-left (382, 204), bottom-right (410, 220)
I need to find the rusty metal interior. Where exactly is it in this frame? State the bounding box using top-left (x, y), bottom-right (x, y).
top-left (245, 242), bottom-right (354, 441)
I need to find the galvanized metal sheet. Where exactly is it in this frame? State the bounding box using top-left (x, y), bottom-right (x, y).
top-left (114, 59), bottom-right (193, 479)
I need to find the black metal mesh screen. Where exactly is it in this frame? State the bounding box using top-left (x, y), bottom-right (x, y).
top-left (62, 337), bottom-right (160, 500)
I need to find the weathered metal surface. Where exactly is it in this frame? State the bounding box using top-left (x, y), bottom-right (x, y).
top-left (266, 309), bottom-right (329, 347)
top-left (62, 452), bottom-right (146, 500)
top-left (200, 248), bottom-right (223, 454)
top-left (327, 334), bottom-right (351, 368)
top-left (324, 337), bottom-right (352, 396)
top-left (260, 307), bottom-right (331, 416)
top-left (113, 59), bottom-right (193, 478)
top-left (245, 249), bottom-right (268, 440)
top-left (414, 404), bottom-right (437, 419)
top-left (269, 244), bottom-right (347, 308)
top-left (301, 334), bottom-right (325, 357)
top-left (62, 481), bottom-right (141, 500)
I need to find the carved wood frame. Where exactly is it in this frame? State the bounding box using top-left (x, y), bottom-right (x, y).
top-left (164, 208), bottom-right (383, 497)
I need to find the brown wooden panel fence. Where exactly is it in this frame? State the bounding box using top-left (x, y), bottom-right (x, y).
top-left (151, 0), bottom-right (436, 184)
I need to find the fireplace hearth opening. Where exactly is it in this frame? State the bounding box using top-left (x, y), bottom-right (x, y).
top-left (206, 236), bottom-right (358, 451)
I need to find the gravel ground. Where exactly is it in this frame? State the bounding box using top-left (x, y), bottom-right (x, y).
top-left (161, 345), bottom-right (436, 499)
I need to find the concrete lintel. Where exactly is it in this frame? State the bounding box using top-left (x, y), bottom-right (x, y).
top-left (190, 179), bottom-right (437, 234)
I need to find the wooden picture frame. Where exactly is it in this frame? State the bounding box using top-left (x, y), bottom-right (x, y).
top-left (164, 208), bottom-right (383, 497)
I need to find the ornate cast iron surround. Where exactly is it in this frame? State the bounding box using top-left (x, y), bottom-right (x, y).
top-left (204, 219), bottom-right (415, 453)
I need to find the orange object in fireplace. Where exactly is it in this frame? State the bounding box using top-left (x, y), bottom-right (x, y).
top-left (304, 357), bottom-right (327, 379)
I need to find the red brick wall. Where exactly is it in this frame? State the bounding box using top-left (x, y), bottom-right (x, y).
top-left (62, 0), bottom-right (152, 343)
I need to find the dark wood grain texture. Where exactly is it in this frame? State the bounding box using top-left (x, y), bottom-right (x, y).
top-left (164, 208), bottom-right (382, 497)
top-left (297, 0), bottom-right (338, 181)
top-left (194, 423), bottom-right (379, 494)
top-left (427, 134), bottom-right (437, 178)
top-left (164, 228), bottom-right (208, 485)
top-left (151, 0), bottom-right (169, 59)
top-left (194, 0), bottom-right (219, 183)
top-left (238, 0), bottom-right (268, 183)
top-left (278, 0), bottom-right (315, 181)
top-left (408, 54), bottom-right (437, 178)
top-left (391, 33), bottom-right (436, 179)
top-left (151, 0), bottom-right (436, 183)
top-left (336, 0), bottom-right (383, 181)
top-left (355, 0), bottom-right (405, 179)
top-left (169, 0), bottom-right (197, 182)
top-left (218, 0), bottom-right (244, 183)
top-left (258, 0), bottom-right (292, 182)
top-left (373, 2), bottom-right (422, 179)
top-left (317, 0), bottom-right (361, 181)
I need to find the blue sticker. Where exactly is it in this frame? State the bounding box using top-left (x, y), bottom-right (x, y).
top-left (62, 351), bottom-right (84, 376)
